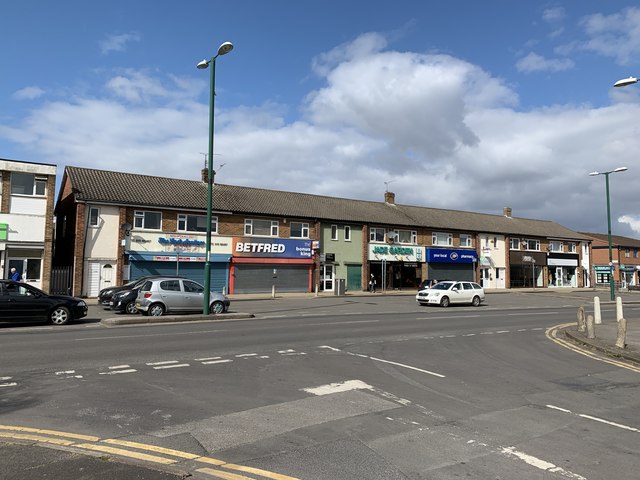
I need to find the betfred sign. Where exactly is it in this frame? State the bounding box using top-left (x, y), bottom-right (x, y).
top-left (232, 237), bottom-right (312, 258)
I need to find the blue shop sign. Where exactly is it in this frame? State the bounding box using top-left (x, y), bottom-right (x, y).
top-left (159, 237), bottom-right (205, 246)
top-left (427, 248), bottom-right (477, 263)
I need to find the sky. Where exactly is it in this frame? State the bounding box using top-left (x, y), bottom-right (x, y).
top-left (1, 1), bottom-right (640, 238)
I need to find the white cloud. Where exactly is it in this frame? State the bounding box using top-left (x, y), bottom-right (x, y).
top-left (619, 215), bottom-right (640, 235)
top-left (516, 52), bottom-right (575, 73)
top-left (13, 86), bottom-right (45, 100)
top-left (579, 7), bottom-right (640, 65)
top-left (1, 32), bottom-right (639, 238)
top-left (542, 7), bottom-right (565, 24)
top-left (100, 32), bottom-right (141, 54)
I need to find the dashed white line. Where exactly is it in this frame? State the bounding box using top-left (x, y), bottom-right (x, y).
top-left (546, 405), bottom-right (640, 433)
top-left (194, 357), bottom-right (221, 361)
top-left (501, 446), bottom-right (587, 479)
top-left (99, 369), bottom-right (137, 375)
top-left (201, 359), bottom-right (232, 365)
top-left (1, 376), bottom-right (13, 381)
top-left (235, 353), bottom-right (257, 358)
top-left (152, 364), bottom-right (190, 370)
top-left (0, 382), bottom-right (17, 388)
top-left (146, 361), bottom-right (179, 366)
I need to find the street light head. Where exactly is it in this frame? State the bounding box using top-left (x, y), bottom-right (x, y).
top-left (613, 76), bottom-right (638, 88)
top-left (588, 172), bottom-right (600, 176)
top-left (217, 41), bottom-right (234, 56)
top-left (196, 59), bottom-right (210, 69)
top-left (614, 166), bottom-right (628, 173)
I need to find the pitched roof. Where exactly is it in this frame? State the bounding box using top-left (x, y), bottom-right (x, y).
top-left (580, 232), bottom-right (640, 247)
top-left (63, 166), bottom-right (588, 240)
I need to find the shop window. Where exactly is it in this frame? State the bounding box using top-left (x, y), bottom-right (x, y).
top-left (370, 227), bottom-right (385, 242)
top-left (432, 232), bottom-right (453, 246)
top-left (245, 219), bottom-right (278, 237)
top-left (178, 214), bottom-right (212, 233)
top-left (291, 222), bottom-right (309, 238)
top-left (134, 210), bottom-right (162, 230)
top-left (88, 207), bottom-right (100, 227)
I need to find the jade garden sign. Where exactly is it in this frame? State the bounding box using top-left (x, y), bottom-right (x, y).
top-left (369, 245), bottom-right (425, 262)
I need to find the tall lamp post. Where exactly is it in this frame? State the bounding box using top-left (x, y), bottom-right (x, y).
top-left (588, 167), bottom-right (628, 301)
top-left (197, 41), bottom-right (233, 314)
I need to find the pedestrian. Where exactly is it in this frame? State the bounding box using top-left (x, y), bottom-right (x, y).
top-left (9, 267), bottom-right (22, 282)
top-left (369, 274), bottom-right (377, 293)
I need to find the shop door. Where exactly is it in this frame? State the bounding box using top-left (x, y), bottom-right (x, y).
top-left (321, 264), bottom-right (334, 291)
top-left (555, 267), bottom-right (564, 287)
top-left (346, 265), bottom-right (362, 292)
top-left (481, 268), bottom-right (491, 288)
top-left (496, 268), bottom-right (505, 289)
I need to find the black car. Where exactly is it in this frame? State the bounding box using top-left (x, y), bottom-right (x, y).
top-left (0, 280), bottom-right (88, 325)
top-left (98, 280), bottom-right (139, 307)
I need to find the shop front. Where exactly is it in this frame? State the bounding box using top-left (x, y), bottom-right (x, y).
top-left (127, 234), bottom-right (232, 292)
top-left (509, 251), bottom-right (547, 288)
top-left (230, 238), bottom-right (314, 294)
top-left (426, 248), bottom-right (478, 282)
top-left (620, 264), bottom-right (637, 288)
top-left (547, 253), bottom-right (579, 287)
top-left (368, 245), bottom-right (425, 290)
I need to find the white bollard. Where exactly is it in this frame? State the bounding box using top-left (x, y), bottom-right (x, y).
top-left (272, 285), bottom-right (276, 298)
top-left (594, 296), bottom-right (602, 325)
top-left (616, 296), bottom-right (623, 323)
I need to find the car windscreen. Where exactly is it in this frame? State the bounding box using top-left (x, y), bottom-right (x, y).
top-left (431, 282), bottom-right (453, 290)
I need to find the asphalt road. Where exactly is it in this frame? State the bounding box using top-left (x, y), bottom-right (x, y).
top-left (1, 291), bottom-right (639, 479)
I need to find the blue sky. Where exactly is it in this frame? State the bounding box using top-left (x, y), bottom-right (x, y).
top-left (1, 1), bottom-right (640, 237)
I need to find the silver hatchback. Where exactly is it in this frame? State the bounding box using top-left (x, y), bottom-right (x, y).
top-left (135, 277), bottom-right (230, 316)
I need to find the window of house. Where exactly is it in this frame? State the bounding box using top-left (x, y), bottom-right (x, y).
top-left (549, 241), bottom-right (564, 252)
top-left (397, 230), bottom-right (417, 244)
top-left (134, 210), bottom-right (162, 230)
top-left (88, 207), bottom-right (100, 227)
top-left (625, 248), bottom-right (630, 258)
top-left (523, 239), bottom-right (540, 251)
top-left (509, 238), bottom-right (520, 250)
top-left (344, 226), bottom-right (351, 241)
top-left (291, 222), bottom-right (309, 238)
top-left (568, 243), bottom-right (576, 253)
top-left (634, 249), bottom-right (639, 259)
top-left (245, 219), bottom-right (278, 236)
top-left (460, 234), bottom-right (472, 247)
top-left (10, 173), bottom-right (47, 196)
top-left (432, 232), bottom-right (453, 246)
top-left (178, 214), bottom-right (210, 233)
top-left (330, 225), bottom-right (338, 240)
top-left (370, 227), bottom-right (385, 242)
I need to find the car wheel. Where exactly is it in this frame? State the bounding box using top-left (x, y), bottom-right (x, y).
top-left (210, 301), bottom-right (225, 314)
top-left (148, 303), bottom-right (165, 316)
top-left (472, 296), bottom-right (481, 307)
top-left (440, 296), bottom-right (450, 308)
top-left (125, 301), bottom-right (138, 315)
top-left (50, 306), bottom-right (70, 325)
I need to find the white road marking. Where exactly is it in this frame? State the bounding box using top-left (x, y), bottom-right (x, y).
top-left (318, 346), bottom-right (341, 352)
top-left (480, 332), bottom-right (494, 335)
top-left (278, 349), bottom-right (296, 354)
top-left (235, 353), bottom-right (257, 358)
top-left (303, 380), bottom-right (373, 396)
top-left (1, 376), bottom-right (13, 381)
top-left (55, 370), bottom-right (76, 375)
top-left (546, 405), bottom-right (640, 433)
top-left (201, 359), bottom-right (232, 365)
top-left (146, 361), bottom-right (179, 366)
top-left (501, 446), bottom-right (587, 479)
top-left (194, 357), bottom-right (221, 361)
top-left (99, 369), bottom-right (137, 375)
top-left (109, 365), bottom-right (130, 369)
top-left (153, 364), bottom-right (190, 370)
top-left (463, 333), bottom-right (476, 337)
top-left (496, 330), bottom-right (510, 334)
top-left (0, 382), bottom-right (17, 388)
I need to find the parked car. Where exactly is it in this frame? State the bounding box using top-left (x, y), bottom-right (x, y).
top-left (135, 277), bottom-right (230, 316)
top-left (417, 279), bottom-right (443, 290)
top-left (98, 275), bottom-right (173, 308)
top-left (416, 280), bottom-right (485, 307)
top-left (110, 279), bottom-right (147, 314)
top-left (0, 280), bottom-right (88, 324)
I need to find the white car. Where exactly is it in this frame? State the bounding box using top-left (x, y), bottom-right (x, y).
top-left (416, 280), bottom-right (485, 307)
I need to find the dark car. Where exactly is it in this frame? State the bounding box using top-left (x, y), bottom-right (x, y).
top-left (98, 280), bottom-right (139, 307)
top-left (0, 280), bottom-right (88, 325)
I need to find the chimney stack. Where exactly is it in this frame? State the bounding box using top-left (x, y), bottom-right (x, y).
top-left (503, 207), bottom-right (512, 218)
top-left (384, 191), bottom-right (396, 205)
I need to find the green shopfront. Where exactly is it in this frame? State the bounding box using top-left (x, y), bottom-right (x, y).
top-left (368, 244), bottom-right (425, 290)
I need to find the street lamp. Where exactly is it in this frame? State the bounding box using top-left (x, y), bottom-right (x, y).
top-left (613, 76), bottom-right (638, 88)
top-left (197, 41), bottom-right (233, 314)
top-left (589, 167), bottom-right (628, 301)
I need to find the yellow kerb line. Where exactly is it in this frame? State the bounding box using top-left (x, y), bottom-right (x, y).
top-left (0, 432), bottom-right (75, 446)
top-left (0, 425), bottom-right (99, 442)
top-left (102, 438), bottom-right (200, 459)
top-left (196, 468), bottom-right (255, 480)
top-left (74, 443), bottom-right (177, 465)
top-left (220, 463), bottom-right (300, 480)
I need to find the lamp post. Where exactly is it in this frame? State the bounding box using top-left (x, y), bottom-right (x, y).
top-left (589, 167), bottom-right (628, 301)
top-left (197, 41), bottom-right (233, 314)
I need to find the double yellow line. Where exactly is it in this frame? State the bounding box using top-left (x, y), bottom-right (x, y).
top-left (546, 323), bottom-right (640, 373)
top-left (0, 425), bottom-right (299, 480)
